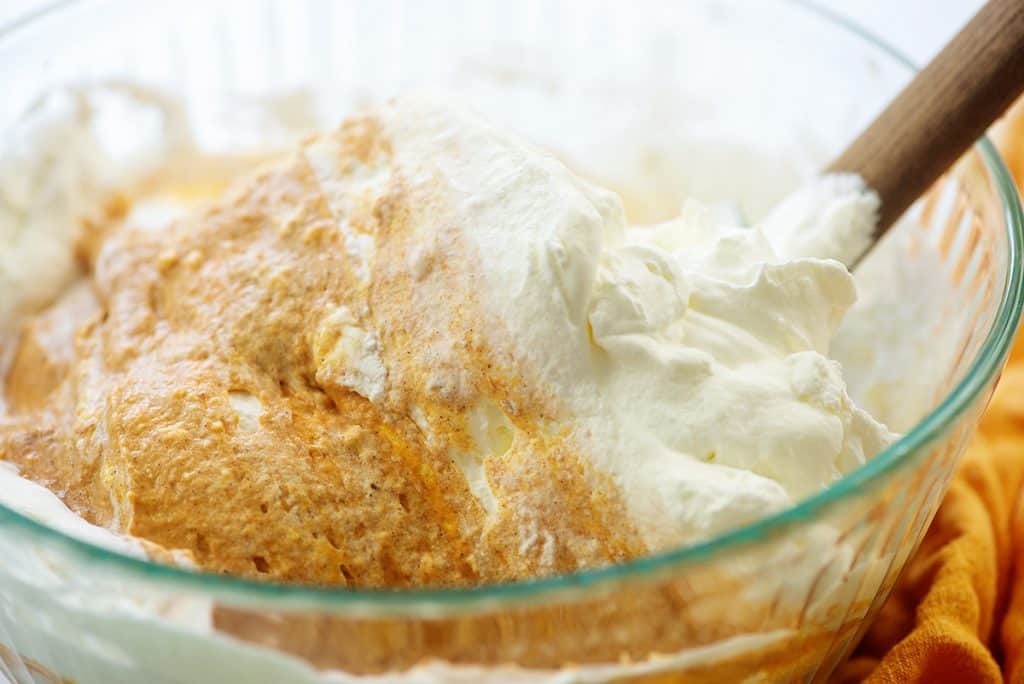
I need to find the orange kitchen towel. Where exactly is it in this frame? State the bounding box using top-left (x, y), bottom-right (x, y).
top-left (831, 100), bottom-right (1024, 684)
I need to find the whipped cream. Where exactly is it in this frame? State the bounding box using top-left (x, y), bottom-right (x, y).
top-left (0, 84), bottom-right (195, 329)
top-left (833, 223), bottom-right (964, 433)
top-left (319, 95), bottom-right (894, 550)
top-left (0, 463), bottom-right (145, 559)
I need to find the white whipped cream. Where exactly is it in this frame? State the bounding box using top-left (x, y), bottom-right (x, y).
top-left (340, 95), bottom-right (894, 549)
top-left (0, 84), bottom-right (194, 329)
top-left (760, 173), bottom-right (880, 266)
top-left (0, 463), bottom-right (145, 558)
top-left (833, 222), bottom-right (964, 433)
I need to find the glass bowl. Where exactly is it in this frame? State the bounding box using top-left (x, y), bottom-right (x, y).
top-left (0, 1), bottom-right (1022, 682)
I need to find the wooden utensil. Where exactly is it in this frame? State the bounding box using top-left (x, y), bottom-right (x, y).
top-left (827, 0), bottom-right (1024, 266)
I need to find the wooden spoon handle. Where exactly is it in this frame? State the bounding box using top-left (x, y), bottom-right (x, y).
top-left (827, 0), bottom-right (1024, 240)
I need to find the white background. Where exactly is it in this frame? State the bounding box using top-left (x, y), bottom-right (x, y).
top-left (0, 0), bottom-right (987, 66)
top-left (0, 1), bottom-right (990, 682)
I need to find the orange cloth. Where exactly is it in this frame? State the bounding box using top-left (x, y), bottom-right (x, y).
top-left (830, 101), bottom-right (1024, 684)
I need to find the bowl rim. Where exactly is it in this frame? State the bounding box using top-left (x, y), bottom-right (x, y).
top-left (0, 0), bottom-right (1022, 610)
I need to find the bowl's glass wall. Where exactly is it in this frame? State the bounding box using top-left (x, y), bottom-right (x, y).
top-left (0, 1), bottom-right (1019, 683)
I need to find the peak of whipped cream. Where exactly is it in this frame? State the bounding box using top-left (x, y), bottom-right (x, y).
top-left (298, 94), bottom-right (896, 550)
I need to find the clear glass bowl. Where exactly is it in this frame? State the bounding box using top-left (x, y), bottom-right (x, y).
top-left (0, 1), bottom-right (1022, 682)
